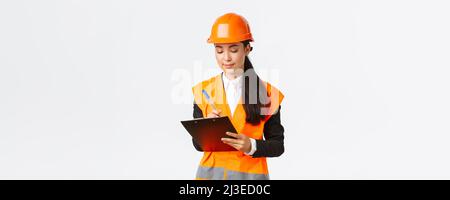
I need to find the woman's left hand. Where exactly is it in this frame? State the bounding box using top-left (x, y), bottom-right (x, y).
top-left (221, 132), bottom-right (251, 153)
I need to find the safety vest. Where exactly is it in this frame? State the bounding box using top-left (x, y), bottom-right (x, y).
top-left (192, 73), bottom-right (284, 180)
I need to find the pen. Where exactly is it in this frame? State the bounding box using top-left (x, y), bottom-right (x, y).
top-left (202, 89), bottom-right (218, 111)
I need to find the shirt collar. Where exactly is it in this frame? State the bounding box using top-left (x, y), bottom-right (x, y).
top-left (222, 72), bottom-right (243, 88)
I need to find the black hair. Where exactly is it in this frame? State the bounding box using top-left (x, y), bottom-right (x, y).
top-left (241, 40), bottom-right (271, 125)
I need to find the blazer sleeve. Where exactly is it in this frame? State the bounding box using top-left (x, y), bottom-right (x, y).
top-left (192, 102), bottom-right (204, 152)
top-left (252, 106), bottom-right (285, 158)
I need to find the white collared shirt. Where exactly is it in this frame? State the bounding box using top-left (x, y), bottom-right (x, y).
top-left (222, 73), bottom-right (257, 156)
top-left (222, 73), bottom-right (243, 117)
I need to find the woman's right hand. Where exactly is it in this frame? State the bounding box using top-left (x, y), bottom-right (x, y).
top-left (206, 109), bottom-right (222, 118)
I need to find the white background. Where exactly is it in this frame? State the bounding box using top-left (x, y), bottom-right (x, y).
top-left (1, 0), bottom-right (449, 179)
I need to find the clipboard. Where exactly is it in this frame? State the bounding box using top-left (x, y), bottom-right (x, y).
top-left (181, 116), bottom-right (238, 152)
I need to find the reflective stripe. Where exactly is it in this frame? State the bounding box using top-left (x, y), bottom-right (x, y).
top-left (196, 166), bottom-right (269, 180)
top-left (196, 166), bottom-right (224, 180)
top-left (227, 170), bottom-right (269, 180)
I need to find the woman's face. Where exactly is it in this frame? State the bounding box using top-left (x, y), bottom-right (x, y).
top-left (214, 42), bottom-right (251, 77)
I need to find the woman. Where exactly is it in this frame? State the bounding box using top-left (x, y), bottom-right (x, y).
top-left (191, 13), bottom-right (285, 180)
